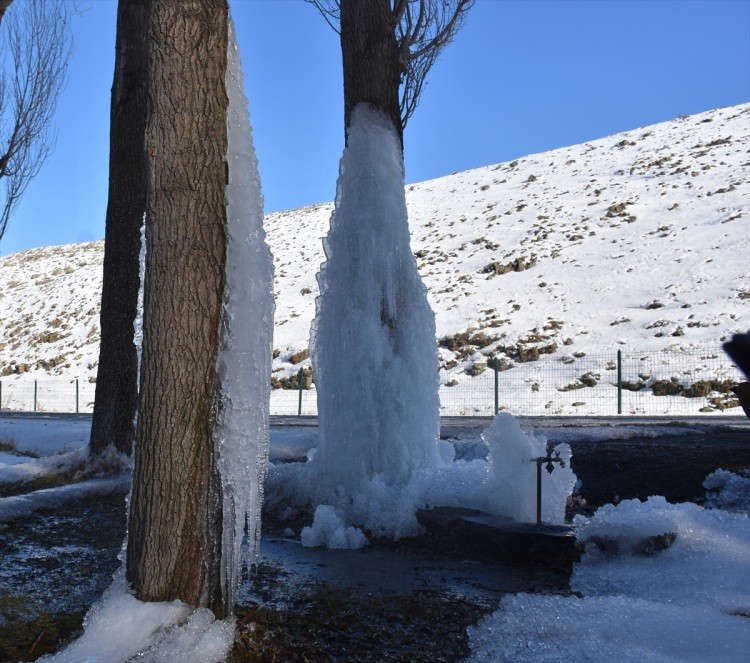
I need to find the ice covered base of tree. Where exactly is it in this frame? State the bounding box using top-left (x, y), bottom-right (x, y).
top-left (467, 496), bottom-right (750, 662)
top-left (267, 413), bottom-right (576, 548)
top-left (40, 573), bottom-right (234, 663)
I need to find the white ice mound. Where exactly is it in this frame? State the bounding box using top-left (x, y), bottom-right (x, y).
top-left (301, 504), bottom-right (369, 549)
top-left (40, 575), bottom-right (234, 663)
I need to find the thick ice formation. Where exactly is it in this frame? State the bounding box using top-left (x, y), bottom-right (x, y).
top-left (265, 412), bottom-right (576, 546)
top-left (213, 19), bottom-right (274, 609)
top-left (310, 103), bottom-right (441, 494)
top-left (481, 413), bottom-right (575, 524)
top-left (133, 217), bottom-right (145, 382)
top-left (703, 468), bottom-right (750, 512)
top-left (300, 504), bottom-right (369, 549)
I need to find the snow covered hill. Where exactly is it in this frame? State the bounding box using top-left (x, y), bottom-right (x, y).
top-left (1, 104), bottom-right (748, 413)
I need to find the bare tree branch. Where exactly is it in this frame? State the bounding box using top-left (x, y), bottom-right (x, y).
top-left (304, 0), bottom-right (341, 35)
top-left (392, 0), bottom-right (408, 24)
top-left (306, 0), bottom-right (474, 130)
top-left (0, 0), bottom-right (72, 239)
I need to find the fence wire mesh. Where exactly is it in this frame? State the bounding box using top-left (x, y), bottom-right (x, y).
top-left (438, 347), bottom-right (743, 416)
top-left (1, 345), bottom-right (744, 417)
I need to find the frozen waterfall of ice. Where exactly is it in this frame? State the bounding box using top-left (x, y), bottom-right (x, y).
top-left (214, 19), bottom-right (275, 609)
top-left (310, 103), bottom-right (442, 494)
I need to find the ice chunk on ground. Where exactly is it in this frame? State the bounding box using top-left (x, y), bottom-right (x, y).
top-left (41, 574), bottom-right (234, 663)
top-left (572, 497), bottom-right (750, 612)
top-left (301, 504), bottom-right (369, 549)
top-left (467, 592), bottom-right (750, 663)
top-left (703, 468), bottom-right (750, 513)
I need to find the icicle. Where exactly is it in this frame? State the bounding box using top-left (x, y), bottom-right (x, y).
top-left (214, 18), bottom-right (275, 608)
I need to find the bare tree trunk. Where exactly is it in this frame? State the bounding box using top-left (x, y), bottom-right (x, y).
top-left (126, 0), bottom-right (230, 618)
top-left (340, 0), bottom-right (402, 145)
top-left (89, 0), bottom-right (149, 457)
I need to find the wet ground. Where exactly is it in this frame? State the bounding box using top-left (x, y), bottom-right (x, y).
top-left (1, 417), bottom-right (748, 660)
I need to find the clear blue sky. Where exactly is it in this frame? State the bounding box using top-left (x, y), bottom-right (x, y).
top-left (1, 0), bottom-right (748, 256)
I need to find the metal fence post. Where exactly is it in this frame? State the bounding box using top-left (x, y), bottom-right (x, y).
top-left (617, 349), bottom-right (622, 415)
top-left (34, 380), bottom-right (38, 412)
top-left (297, 367), bottom-right (304, 416)
top-left (0, 380), bottom-right (2, 410)
top-left (493, 358), bottom-right (500, 414)
top-left (75, 379), bottom-right (80, 414)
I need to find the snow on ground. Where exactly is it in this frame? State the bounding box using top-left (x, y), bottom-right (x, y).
top-left (3, 416), bottom-right (750, 660)
top-left (0, 417), bottom-right (129, 522)
top-left (467, 496), bottom-right (750, 662)
top-left (2, 104), bottom-right (748, 416)
top-left (0, 475), bottom-right (130, 523)
top-left (0, 417), bottom-right (89, 456)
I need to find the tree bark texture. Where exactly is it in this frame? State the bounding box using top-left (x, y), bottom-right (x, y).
top-left (340, 0), bottom-right (403, 144)
top-left (90, 0), bottom-right (149, 457)
top-left (126, 0), bottom-right (230, 617)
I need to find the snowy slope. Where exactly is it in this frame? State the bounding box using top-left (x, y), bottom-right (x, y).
top-left (1, 104), bottom-right (748, 400)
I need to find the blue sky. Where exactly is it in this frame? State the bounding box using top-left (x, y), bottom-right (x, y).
top-left (1, 0), bottom-right (748, 256)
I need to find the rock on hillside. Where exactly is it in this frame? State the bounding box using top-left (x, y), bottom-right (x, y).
top-left (1, 104), bottom-right (748, 390)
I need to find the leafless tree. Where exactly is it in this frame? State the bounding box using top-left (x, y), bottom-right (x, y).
top-left (307, 0), bottom-right (474, 133)
top-left (0, 0), bottom-right (72, 239)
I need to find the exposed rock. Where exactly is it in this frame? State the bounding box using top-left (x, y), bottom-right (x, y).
top-left (652, 378), bottom-right (683, 396)
top-left (465, 362), bottom-right (486, 377)
top-left (439, 329), bottom-right (498, 352)
top-left (271, 367), bottom-right (313, 390)
top-left (289, 348), bottom-right (309, 365)
top-left (683, 379), bottom-right (738, 398)
top-left (518, 342), bottom-right (558, 363)
top-left (481, 255), bottom-right (537, 276)
top-left (579, 372), bottom-right (599, 387)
